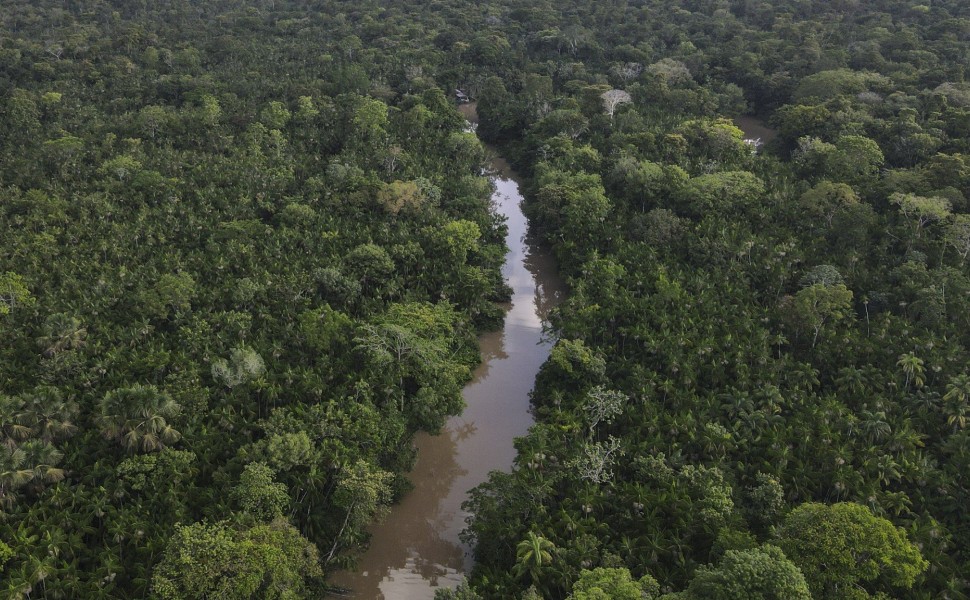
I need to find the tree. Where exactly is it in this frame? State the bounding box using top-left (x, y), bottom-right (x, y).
top-left (0, 441), bottom-right (64, 510)
top-left (680, 171), bottom-right (765, 217)
top-left (377, 180), bottom-right (425, 215)
top-left (745, 473), bottom-right (787, 532)
top-left (793, 69), bottom-right (877, 101)
top-left (141, 272), bottom-right (196, 318)
top-left (799, 181), bottom-right (859, 229)
top-left (568, 436), bottom-right (622, 484)
top-left (568, 567), bottom-right (659, 600)
top-left (780, 283), bottom-right (853, 347)
top-left (533, 109), bottom-right (590, 139)
top-left (343, 243), bottom-right (396, 289)
top-left (138, 105), bottom-right (172, 140)
top-left (233, 462), bottom-right (289, 521)
top-left (97, 385), bottom-right (181, 452)
top-left (151, 519), bottom-right (322, 599)
top-left (346, 96), bottom-right (389, 166)
top-left (944, 214), bottom-right (970, 265)
top-left (675, 545), bottom-right (810, 600)
top-left (0, 539), bottom-right (12, 570)
top-left (890, 193), bottom-right (952, 240)
top-left (799, 265), bottom-right (844, 288)
top-left (434, 582), bottom-right (484, 600)
top-left (14, 387), bottom-right (78, 443)
top-left (897, 352), bottom-right (926, 390)
top-left (325, 460), bottom-right (392, 565)
top-left (828, 136), bottom-right (884, 185)
top-left (776, 503), bottom-right (928, 599)
top-left (942, 374), bottom-right (970, 430)
top-left (260, 101), bottom-right (291, 130)
top-left (647, 58), bottom-right (692, 85)
top-left (583, 386), bottom-right (627, 434)
top-left (211, 346), bottom-right (266, 389)
top-left (0, 272), bottom-right (33, 316)
top-left (514, 532), bottom-right (557, 585)
top-left (601, 89), bottom-right (632, 119)
top-left (36, 313), bottom-right (86, 357)
top-left (0, 445), bottom-right (32, 509)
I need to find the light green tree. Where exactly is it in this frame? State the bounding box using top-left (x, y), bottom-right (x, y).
top-left (776, 502), bottom-right (928, 599)
top-left (0, 272), bottom-right (33, 316)
top-left (568, 567), bottom-right (659, 600)
top-left (260, 101), bottom-right (291, 130)
top-left (151, 519), bottom-right (322, 599)
top-left (781, 283), bottom-right (854, 347)
top-left (673, 545), bottom-right (810, 600)
top-left (233, 462), bottom-right (289, 521)
top-left (890, 193), bottom-right (952, 239)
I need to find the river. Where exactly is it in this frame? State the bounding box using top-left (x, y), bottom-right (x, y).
top-left (734, 115), bottom-right (778, 146)
top-left (330, 103), bottom-right (565, 599)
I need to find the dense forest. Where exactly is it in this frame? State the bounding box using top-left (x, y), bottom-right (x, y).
top-left (2, 0), bottom-right (970, 598)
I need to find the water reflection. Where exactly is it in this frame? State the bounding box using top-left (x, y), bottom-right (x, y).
top-left (733, 115), bottom-right (779, 147)
top-left (330, 108), bottom-right (566, 598)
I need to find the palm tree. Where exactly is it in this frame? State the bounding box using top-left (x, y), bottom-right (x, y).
top-left (513, 531), bottom-right (556, 585)
top-left (20, 441), bottom-right (66, 487)
top-left (19, 387), bottom-right (79, 443)
top-left (943, 374), bottom-right (970, 431)
top-left (97, 385), bottom-right (181, 452)
top-left (36, 313), bottom-right (86, 357)
top-left (0, 446), bottom-right (32, 509)
top-left (0, 394), bottom-right (30, 449)
top-left (897, 352), bottom-right (925, 390)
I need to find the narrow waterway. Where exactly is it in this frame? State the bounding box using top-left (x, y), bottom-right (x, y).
top-left (734, 115), bottom-right (779, 145)
top-left (330, 104), bottom-right (565, 599)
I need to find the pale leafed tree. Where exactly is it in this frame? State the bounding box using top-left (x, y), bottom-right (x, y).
top-left (945, 214), bottom-right (970, 265)
top-left (647, 58), bottom-right (692, 85)
top-left (890, 193), bottom-right (951, 239)
top-left (610, 62), bottom-right (643, 83)
top-left (601, 89), bottom-right (632, 119)
top-left (211, 346), bottom-right (266, 389)
top-left (583, 386), bottom-right (628, 434)
top-left (569, 436), bottom-right (622, 484)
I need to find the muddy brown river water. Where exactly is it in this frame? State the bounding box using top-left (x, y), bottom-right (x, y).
top-left (734, 115), bottom-right (778, 145)
top-left (330, 104), bottom-right (565, 599)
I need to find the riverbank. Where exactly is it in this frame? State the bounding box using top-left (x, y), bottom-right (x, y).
top-left (330, 104), bottom-right (565, 599)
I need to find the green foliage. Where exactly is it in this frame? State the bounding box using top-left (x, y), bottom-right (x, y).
top-left (514, 532), bottom-right (557, 585)
top-left (676, 545), bottom-right (811, 600)
top-left (260, 101), bottom-right (291, 130)
top-left (546, 339), bottom-right (606, 382)
top-left (98, 385), bottom-right (181, 453)
top-left (0, 539), bottom-right (12, 570)
top-left (568, 567), bottom-right (659, 600)
top-left (776, 503), bottom-right (928, 599)
top-left (890, 193), bottom-right (952, 238)
top-left (780, 283), bottom-right (854, 347)
top-left (0, 272), bottom-right (33, 316)
top-left (793, 69), bottom-right (887, 102)
top-left (4, 0), bottom-right (970, 596)
top-left (435, 582), bottom-right (485, 600)
top-left (141, 272), bottom-right (196, 318)
top-left (233, 462), bottom-right (289, 521)
top-left (679, 171), bottom-right (765, 217)
top-left (151, 519), bottom-right (322, 599)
